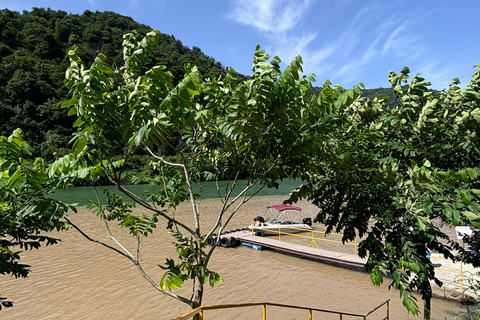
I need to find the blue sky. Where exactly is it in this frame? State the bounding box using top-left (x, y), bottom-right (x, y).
top-left (2, 0), bottom-right (479, 89)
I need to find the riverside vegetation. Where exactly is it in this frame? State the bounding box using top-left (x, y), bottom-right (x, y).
top-left (2, 8), bottom-right (480, 320)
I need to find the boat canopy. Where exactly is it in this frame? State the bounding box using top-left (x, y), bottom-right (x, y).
top-left (268, 205), bottom-right (302, 212)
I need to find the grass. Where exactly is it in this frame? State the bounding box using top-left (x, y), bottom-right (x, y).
top-left (48, 179), bottom-right (304, 205)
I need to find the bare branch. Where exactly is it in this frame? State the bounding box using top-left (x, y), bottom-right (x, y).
top-left (224, 184), bottom-right (266, 227)
top-left (116, 183), bottom-right (196, 236)
top-left (146, 146), bottom-right (200, 237)
top-left (203, 179), bottom-right (258, 242)
top-left (64, 217), bottom-right (192, 306)
top-left (64, 217), bottom-right (130, 259)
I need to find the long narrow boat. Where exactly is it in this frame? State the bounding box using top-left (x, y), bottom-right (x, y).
top-left (247, 204), bottom-right (312, 237)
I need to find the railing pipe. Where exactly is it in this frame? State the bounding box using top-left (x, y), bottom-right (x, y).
top-left (365, 299), bottom-right (390, 316)
top-left (172, 300), bottom-right (390, 320)
top-left (461, 260), bottom-right (464, 298)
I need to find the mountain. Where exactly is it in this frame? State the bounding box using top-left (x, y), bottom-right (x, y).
top-left (0, 8), bottom-right (242, 159)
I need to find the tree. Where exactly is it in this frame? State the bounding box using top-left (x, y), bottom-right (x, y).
top-left (59, 30), bottom-right (315, 310)
top-left (0, 129), bottom-right (75, 309)
top-left (289, 66), bottom-right (480, 319)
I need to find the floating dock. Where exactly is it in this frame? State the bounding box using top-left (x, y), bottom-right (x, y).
top-left (222, 230), bottom-right (366, 272)
top-left (216, 229), bottom-right (480, 301)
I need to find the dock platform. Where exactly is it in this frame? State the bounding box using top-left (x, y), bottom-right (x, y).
top-left (217, 229), bottom-right (480, 301)
top-left (223, 230), bottom-right (366, 272)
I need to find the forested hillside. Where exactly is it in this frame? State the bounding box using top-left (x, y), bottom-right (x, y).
top-left (1, 8), bottom-right (405, 163)
top-left (0, 8), bottom-right (239, 160)
top-left (309, 86), bottom-right (402, 109)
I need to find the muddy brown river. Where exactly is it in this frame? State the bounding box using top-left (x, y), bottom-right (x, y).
top-left (1, 196), bottom-right (465, 319)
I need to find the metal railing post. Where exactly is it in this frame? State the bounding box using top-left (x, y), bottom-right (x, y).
top-left (199, 310), bottom-right (203, 320)
top-left (309, 309), bottom-right (312, 320)
top-left (461, 260), bottom-right (464, 298)
top-left (262, 304), bottom-right (266, 320)
top-left (355, 238), bottom-right (357, 255)
top-left (387, 300), bottom-right (390, 319)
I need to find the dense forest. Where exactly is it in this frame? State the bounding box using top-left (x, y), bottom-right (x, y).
top-left (1, 8), bottom-right (402, 165)
top-left (0, 8), bottom-right (243, 161)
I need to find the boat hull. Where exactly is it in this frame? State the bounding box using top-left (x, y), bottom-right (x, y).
top-left (247, 223), bottom-right (312, 235)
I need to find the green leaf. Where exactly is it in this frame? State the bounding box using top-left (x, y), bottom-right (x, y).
top-left (460, 189), bottom-right (472, 205)
top-left (463, 211), bottom-right (480, 227)
top-left (96, 63), bottom-right (114, 75)
top-left (458, 170), bottom-right (469, 182)
top-left (61, 99), bottom-right (76, 109)
top-left (416, 216), bottom-right (431, 230)
top-left (200, 272), bottom-right (208, 285)
top-left (159, 273), bottom-right (168, 292)
top-left (72, 117), bottom-right (84, 128)
top-left (370, 269), bottom-right (384, 286)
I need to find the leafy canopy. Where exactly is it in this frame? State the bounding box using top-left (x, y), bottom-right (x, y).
top-left (0, 129), bottom-right (75, 308)
top-left (290, 64), bottom-right (480, 315)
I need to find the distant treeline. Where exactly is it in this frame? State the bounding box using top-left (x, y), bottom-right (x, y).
top-left (308, 86), bottom-right (404, 109)
top-left (1, 8), bottom-right (415, 180)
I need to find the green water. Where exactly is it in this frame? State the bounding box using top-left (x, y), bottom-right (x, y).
top-left (49, 180), bottom-right (303, 205)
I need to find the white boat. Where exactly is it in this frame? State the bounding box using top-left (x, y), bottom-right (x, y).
top-left (247, 204), bottom-right (312, 237)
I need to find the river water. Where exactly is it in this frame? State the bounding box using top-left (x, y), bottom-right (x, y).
top-left (1, 196), bottom-right (465, 319)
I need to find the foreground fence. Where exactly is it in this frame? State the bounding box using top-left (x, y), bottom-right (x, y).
top-left (172, 300), bottom-right (390, 320)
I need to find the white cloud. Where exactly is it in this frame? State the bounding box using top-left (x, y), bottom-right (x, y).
top-left (229, 0), bottom-right (311, 33)
top-left (229, 0), bottom-right (384, 84)
top-left (270, 34), bottom-right (336, 76)
top-left (228, 0), bottom-right (329, 75)
top-left (227, 0), bottom-right (459, 89)
top-left (381, 21), bottom-right (420, 58)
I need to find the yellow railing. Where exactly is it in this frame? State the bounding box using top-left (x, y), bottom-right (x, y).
top-left (172, 299), bottom-right (390, 320)
top-left (251, 225), bottom-right (359, 255)
top-left (430, 255), bottom-right (466, 296)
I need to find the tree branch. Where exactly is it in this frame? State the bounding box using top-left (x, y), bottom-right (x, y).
top-left (115, 183), bottom-right (196, 236)
top-left (64, 217), bottom-right (193, 306)
top-left (64, 217), bottom-right (130, 259)
top-left (145, 146), bottom-right (200, 237)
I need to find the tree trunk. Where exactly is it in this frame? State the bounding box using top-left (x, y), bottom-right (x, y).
top-left (424, 297), bottom-right (431, 320)
top-left (191, 294), bottom-right (202, 320)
